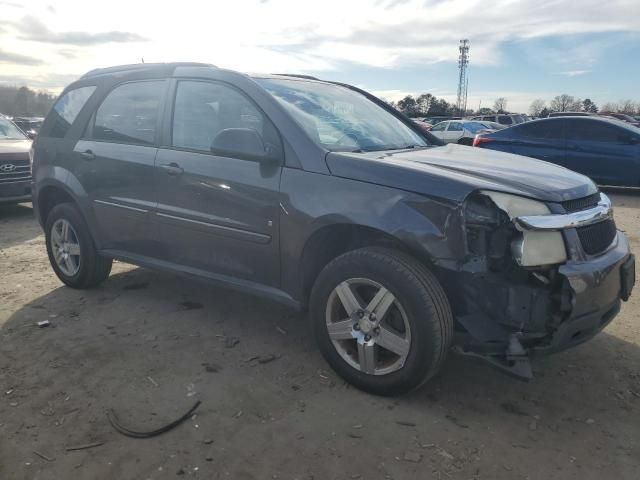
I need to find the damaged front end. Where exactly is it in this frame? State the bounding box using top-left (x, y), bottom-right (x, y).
top-left (448, 190), bottom-right (634, 380)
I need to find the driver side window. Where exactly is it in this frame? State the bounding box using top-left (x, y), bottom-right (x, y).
top-left (431, 122), bottom-right (447, 131)
top-left (172, 81), bottom-right (281, 158)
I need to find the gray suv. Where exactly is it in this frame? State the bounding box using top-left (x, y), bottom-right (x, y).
top-left (32, 63), bottom-right (634, 395)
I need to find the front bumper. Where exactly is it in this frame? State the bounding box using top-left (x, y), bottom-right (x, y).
top-left (0, 180), bottom-right (32, 204)
top-left (534, 232), bottom-right (634, 354)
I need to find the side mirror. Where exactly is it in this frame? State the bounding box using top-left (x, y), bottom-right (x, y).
top-left (210, 128), bottom-right (279, 163)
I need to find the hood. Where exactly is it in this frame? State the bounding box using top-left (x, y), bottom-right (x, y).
top-left (0, 139), bottom-right (31, 155)
top-left (326, 144), bottom-right (597, 203)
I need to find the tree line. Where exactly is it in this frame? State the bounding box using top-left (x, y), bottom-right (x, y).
top-left (0, 85), bottom-right (57, 117)
top-left (388, 92), bottom-right (640, 119)
top-left (528, 95), bottom-right (640, 118)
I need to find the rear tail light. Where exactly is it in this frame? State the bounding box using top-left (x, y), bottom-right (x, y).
top-left (472, 135), bottom-right (493, 147)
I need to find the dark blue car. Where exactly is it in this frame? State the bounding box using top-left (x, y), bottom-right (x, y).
top-left (473, 116), bottom-right (640, 187)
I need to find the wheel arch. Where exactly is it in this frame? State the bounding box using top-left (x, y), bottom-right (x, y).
top-left (298, 223), bottom-right (436, 307)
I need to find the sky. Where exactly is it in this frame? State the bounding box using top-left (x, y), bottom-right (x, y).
top-left (1, 0), bottom-right (639, 113)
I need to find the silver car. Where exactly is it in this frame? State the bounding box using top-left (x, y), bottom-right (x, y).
top-left (429, 120), bottom-right (499, 145)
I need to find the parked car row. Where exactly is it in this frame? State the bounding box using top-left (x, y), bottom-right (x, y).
top-left (473, 116), bottom-right (640, 187)
top-left (428, 119), bottom-right (504, 145)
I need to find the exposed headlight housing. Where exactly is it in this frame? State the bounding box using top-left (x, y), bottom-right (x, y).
top-left (480, 191), bottom-right (567, 267)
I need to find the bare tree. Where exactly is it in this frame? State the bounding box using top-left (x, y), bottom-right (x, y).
top-left (493, 97), bottom-right (507, 113)
top-left (529, 99), bottom-right (546, 117)
top-left (600, 102), bottom-right (619, 113)
top-left (550, 94), bottom-right (581, 112)
top-left (618, 99), bottom-right (637, 115)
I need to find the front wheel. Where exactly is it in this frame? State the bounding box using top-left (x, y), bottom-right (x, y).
top-left (45, 203), bottom-right (112, 289)
top-left (310, 247), bottom-right (453, 396)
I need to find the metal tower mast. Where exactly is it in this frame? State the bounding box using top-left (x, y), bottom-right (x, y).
top-left (456, 39), bottom-right (470, 115)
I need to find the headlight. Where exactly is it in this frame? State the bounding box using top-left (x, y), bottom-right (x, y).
top-left (480, 190), bottom-right (567, 267)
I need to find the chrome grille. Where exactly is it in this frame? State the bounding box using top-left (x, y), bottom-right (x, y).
top-left (576, 219), bottom-right (617, 255)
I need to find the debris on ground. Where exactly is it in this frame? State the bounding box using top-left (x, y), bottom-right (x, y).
top-left (258, 354), bottom-right (279, 364)
top-left (395, 420), bottom-right (416, 427)
top-left (223, 336), bottom-right (240, 348)
top-left (403, 451), bottom-right (422, 463)
top-left (36, 320), bottom-right (50, 328)
top-left (65, 441), bottom-right (104, 452)
top-left (33, 450), bottom-right (54, 462)
top-left (202, 362), bottom-right (220, 373)
top-left (107, 400), bottom-right (201, 439)
top-left (276, 326), bottom-right (287, 335)
top-left (146, 376), bottom-right (159, 387)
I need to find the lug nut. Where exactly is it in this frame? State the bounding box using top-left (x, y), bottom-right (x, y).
top-left (369, 313), bottom-right (376, 321)
top-left (364, 335), bottom-right (371, 341)
top-left (354, 324), bottom-right (360, 331)
top-left (357, 310), bottom-right (364, 319)
top-left (374, 327), bottom-right (380, 334)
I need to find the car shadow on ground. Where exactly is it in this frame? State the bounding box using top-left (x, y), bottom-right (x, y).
top-left (0, 203), bottom-right (39, 249)
top-left (1, 266), bottom-right (638, 479)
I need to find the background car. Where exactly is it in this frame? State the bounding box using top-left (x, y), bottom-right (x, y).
top-left (0, 115), bottom-right (32, 204)
top-left (12, 117), bottom-right (44, 139)
top-left (411, 119), bottom-right (433, 133)
top-left (422, 115), bottom-right (461, 125)
top-left (473, 116), bottom-right (640, 186)
top-left (429, 119), bottom-right (501, 145)
top-left (599, 112), bottom-right (640, 128)
top-left (471, 113), bottom-right (528, 126)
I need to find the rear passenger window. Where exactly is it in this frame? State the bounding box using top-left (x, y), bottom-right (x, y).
top-left (516, 120), bottom-right (563, 139)
top-left (46, 86), bottom-right (96, 138)
top-left (497, 116), bottom-right (512, 125)
top-left (565, 120), bottom-right (624, 143)
top-left (93, 81), bottom-right (164, 146)
top-left (447, 122), bottom-right (463, 131)
top-left (171, 81), bottom-right (281, 156)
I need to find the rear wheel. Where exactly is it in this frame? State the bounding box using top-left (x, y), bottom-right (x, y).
top-left (310, 247), bottom-right (453, 395)
top-left (45, 203), bottom-right (112, 289)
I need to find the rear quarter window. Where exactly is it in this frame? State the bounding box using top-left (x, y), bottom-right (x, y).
top-left (44, 86), bottom-right (96, 138)
top-left (514, 120), bottom-right (563, 140)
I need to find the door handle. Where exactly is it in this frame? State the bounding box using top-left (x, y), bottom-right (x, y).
top-left (159, 162), bottom-right (184, 176)
top-left (79, 150), bottom-right (95, 161)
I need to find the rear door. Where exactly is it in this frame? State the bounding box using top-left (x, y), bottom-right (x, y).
top-left (564, 118), bottom-right (640, 186)
top-left (509, 119), bottom-right (566, 165)
top-left (153, 79), bottom-right (283, 287)
top-left (74, 80), bottom-right (166, 254)
top-left (444, 121), bottom-right (464, 143)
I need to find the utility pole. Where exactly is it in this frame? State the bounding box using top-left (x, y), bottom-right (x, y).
top-left (456, 39), bottom-right (470, 116)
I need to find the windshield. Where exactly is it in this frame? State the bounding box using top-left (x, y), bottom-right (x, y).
top-left (0, 117), bottom-right (27, 140)
top-left (255, 78), bottom-right (429, 152)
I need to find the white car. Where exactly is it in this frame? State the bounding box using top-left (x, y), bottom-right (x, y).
top-left (429, 120), bottom-right (499, 145)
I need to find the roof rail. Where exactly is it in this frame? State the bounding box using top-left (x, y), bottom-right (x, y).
top-left (272, 74), bottom-right (320, 81)
top-left (81, 62), bottom-right (215, 79)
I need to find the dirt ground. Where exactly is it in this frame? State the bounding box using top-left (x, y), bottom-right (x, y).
top-left (0, 193), bottom-right (639, 480)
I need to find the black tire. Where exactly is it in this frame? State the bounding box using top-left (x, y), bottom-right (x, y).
top-left (310, 247), bottom-right (453, 396)
top-left (45, 203), bottom-right (112, 289)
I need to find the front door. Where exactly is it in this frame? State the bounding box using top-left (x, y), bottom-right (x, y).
top-left (154, 79), bottom-right (283, 287)
top-left (74, 80), bottom-right (166, 254)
